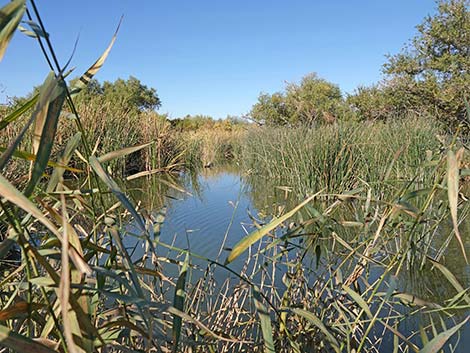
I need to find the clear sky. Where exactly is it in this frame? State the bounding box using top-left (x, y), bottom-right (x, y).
top-left (0, 0), bottom-right (437, 119)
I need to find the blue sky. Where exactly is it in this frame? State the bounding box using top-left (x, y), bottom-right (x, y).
top-left (0, 0), bottom-right (436, 119)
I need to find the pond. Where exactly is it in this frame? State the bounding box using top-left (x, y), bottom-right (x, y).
top-left (125, 164), bottom-right (470, 352)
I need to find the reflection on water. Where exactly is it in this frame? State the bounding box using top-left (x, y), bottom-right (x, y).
top-left (125, 165), bottom-right (261, 277)
top-left (127, 165), bottom-right (470, 290)
top-left (126, 164), bottom-right (470, 351)
top-left (155, 168), bottom-right (255, 260)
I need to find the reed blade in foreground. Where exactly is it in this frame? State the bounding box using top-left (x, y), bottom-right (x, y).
top-left (0, 0), bottom-right (25, 61)
top-left (447, 149), bottom-right (467, 263)
top-left (225, 192), bottom-right (319, 264)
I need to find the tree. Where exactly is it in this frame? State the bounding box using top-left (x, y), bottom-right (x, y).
top-left (285, 73), bottom-right (343, 125)
top-left (250, 73), bottom-right (344, 126)
top-left (250, 92), bottom-right (293, 126)
top-left (71, 76), bottom-right (161, 114)
top-left (347, 77), bottom-right (435, 121)
top-left (382, 0), bottom-right (470, 126)
top-left (347, 85), bottom-right (391, 121)
top-left (102, 76), bottom-right (161, 113)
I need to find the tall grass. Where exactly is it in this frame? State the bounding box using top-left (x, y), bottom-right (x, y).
top-left (0, 2), bottom-right (469, 352)
top-left (241, 118), bottom-right (443, 196)
top-left (0, 99), bottom-right (186, 181)
top-left (1, 93), bottom-right (247, 182)
top-left (180, 125), bottom-right (245, 169)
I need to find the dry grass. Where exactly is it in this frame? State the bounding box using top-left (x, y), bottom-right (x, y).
top-left (180, 125), bottom-right (246, 168)
top-left (0, 2), bottom-right (469, 352)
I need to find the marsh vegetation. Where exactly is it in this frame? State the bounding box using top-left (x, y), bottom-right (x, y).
top-left (0, 0), bottom-right (470, 352)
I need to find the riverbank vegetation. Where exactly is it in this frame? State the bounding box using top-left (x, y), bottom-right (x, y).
top-left (241, 118), bottom-right (445, 196)
top-left (0, 0), bottom-right (469, 352)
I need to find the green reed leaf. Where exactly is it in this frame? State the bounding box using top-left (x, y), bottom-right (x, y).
top-left (0, 146), bottom-right (82, 172)
top-left (419, 325), bottom-right (429, 346)
top-left (0, 0), bottom-right (25, 61)
top-left (342, 285), bottom-right (372, 318)
top-left (172, 253), bottom-right (189, 353)
top-left (253, 285), bottom-right (275, 353)
top-left (18, 24), bottom-right (36, 38)
top-left (292, 308), bottom-right (340, 350)
top-left (429, 258), bottom-right (470, 305)
top-left (225, 192), bottom-right (318, 264)
top-left (89, 156), bottom-right (146, 232)
top-left (420, 316), bottom-right (469, 353)
top-left (24, 73), bottom-right (67, 196)
top-left (70, 16), bottom-right (123, 95)
top-left (0, 174), bottom-right (62, 237)
top-left (447, 149), bottom-right (467, 263)
top-left (97, 141), bottom-right (152, 164)
top-left (30, 73), bottom-right (64, 155)
top-left (21, 20), bottom-right (48, 38)
top-left (0, 93), bottom-right (38, 130)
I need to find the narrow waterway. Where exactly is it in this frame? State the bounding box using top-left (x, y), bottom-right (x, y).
top-left (125, 165), bottom-right (470, 352)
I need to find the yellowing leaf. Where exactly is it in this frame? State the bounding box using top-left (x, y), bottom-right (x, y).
top-left (447, 150), bottom-right (467, 263)
top-left (225, 192), bottom-right (319, 264)
top-left (70, 17), bottom-right (123, 95)
top-left (420, 316), bottom-right (469, 353)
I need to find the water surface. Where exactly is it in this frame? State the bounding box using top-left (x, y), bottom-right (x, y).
top-left (126, 165), bottom-right (470, 351)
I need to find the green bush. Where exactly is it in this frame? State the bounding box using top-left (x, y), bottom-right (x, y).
top-left (349, 0), bottom-right (470, 127)
top-left (250, 73), bottom-right (348, 126)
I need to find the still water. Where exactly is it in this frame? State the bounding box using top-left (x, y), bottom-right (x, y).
top-left (126, 165), bottom-right (470, 352)
top-left (126, 165), bottom-right (258, 267)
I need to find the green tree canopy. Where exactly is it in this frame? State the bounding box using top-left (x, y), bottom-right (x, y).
top-left (285, 73), bottom-right (343, 125)
top-left (170, 114), bottom-right (215, 131)
top-left (250, 92), bottom-right (293, 126)
top-left (102, 76), bottom-right (161, 113)
top-left (347, 77), bottom-right (435, 121)
top-left (250, 73), bottom-right (344, 126)
top-left (384, 0), bottom-right (469, 79)
top-left (71, 76), bottom-right (161, 114)
top-left (381, 0), bottom-right (470, 125)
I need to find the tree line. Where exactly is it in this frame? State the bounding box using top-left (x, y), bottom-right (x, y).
top-left (250, 0), bottom-right (470, 129)
top-left (2, 0), bottom-right (467, 131)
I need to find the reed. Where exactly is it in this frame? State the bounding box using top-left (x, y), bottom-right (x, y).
top-left (0, 2), bottom-right (468, 352)
top-left (179, 125), bottom-right (246, 169)
top-left (241, 118), bottom-right (444, 196)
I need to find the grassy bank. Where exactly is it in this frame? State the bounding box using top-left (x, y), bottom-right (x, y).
top-left (241, 118), bottom-right (445, 196)
top-left (179, 124), bottom-right (246, 169)
top-left (1, 1), bottom-right (469, 352)
top-left (0, 99), bottom-right (246, 182)
top-left (0, 102), bottom-right (182, 180)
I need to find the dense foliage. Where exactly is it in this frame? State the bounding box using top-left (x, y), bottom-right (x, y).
top-left (250, 0), bottom-right (469, 127)
top-left (71, 76), bottom-right (161, 114)
top-left (170, 114), bottom-right (246, 131)
top-left (250, 73), bottom-right (345, 126)
top-left (349, 0), bottom-right (470, 125)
